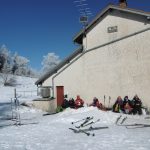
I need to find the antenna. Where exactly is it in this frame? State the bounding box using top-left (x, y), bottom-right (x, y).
top-left (74, 0), bottom-right (92, 27)
top-left (73, 0), bottom-right (93, 50)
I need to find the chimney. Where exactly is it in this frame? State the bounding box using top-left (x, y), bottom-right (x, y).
top-left (119, 0), bottom-right (127, 8)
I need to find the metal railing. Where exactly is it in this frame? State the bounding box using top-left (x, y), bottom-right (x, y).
top-left (14, 89), bottom-right (37, 98)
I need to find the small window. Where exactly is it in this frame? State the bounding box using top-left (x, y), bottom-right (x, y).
top-left (107, 26), bottom-right (118, 33)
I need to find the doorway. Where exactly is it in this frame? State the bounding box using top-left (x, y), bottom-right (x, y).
top-left (56, 86), bottom-right (64, 107)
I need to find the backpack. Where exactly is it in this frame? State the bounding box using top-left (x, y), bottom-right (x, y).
top-left (114, 104), bottom-right (119, 112)
top-left (61, 99), bottom-right (69, 108)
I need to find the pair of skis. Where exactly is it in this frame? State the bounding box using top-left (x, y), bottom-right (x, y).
top-left (115, 115), bottom-right (150, 129)
top-left (69, 126), bottom-right (108, 136)
top-left (70, 116), bottom-right (108, 136)
top-left (125, 123), bottom-right (150, 129)
top-left (75, 117), bottom-right (100, 128)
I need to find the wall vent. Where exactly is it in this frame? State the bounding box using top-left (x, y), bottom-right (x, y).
top-left (107, 26), bottom-right (118, 33)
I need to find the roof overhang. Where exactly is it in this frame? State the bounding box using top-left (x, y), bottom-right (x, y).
top-left (35, 46), bottom-right (83, 85)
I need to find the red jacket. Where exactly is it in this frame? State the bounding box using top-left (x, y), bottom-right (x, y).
top-left (75, 96), bottom-right (84, 107)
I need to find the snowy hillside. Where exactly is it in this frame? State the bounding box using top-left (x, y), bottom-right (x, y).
top-left (0, 75), bottom-right (150, 150)
top-left (0, 74), bottom-right (39, 103)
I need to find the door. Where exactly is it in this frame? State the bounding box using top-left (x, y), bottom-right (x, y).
top-left (56, 86), bottom-right (64, 107)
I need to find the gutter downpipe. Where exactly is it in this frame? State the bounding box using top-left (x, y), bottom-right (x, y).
top-left (51, 27), bottom-right (150, 98)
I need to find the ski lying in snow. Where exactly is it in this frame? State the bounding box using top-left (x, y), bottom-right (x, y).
top-left (69, 127), bottom-right (92, 136)
top-left (75, 117), bottom-right (94, 128)
top-left (145, 116), bottom-right (150, 119)
top-left (125, 123), bottom-right (149, 126)
top-left (69, 126), bottom-right (108, 136)
top-left (0, 117), bottom-right (17, 121)
top-left (14, 122), bottom-right (38, 126)
top-left (43, 112), bottom-right (57, 116)
top-left (87, 126), bottom-right (109, 131)
top-left (81, 119), bottom-right (100, 128)
top-left (125, 124), bottom-right (150, 129)
top-left (71, 116), bottom-right (92, 125)
top-left (116, 123), bottom-right (150, 127)
top-left (0, 122), bottom-right (38, 128)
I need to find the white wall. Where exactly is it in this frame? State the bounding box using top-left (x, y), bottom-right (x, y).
top-left (82, 30), bottom-right (150, 107)
top-left (33, 100), bottom-right (56, 113)
top-left (43, 12), bottom-right (150, 108)
top-left (83, 10), bottom-right (150, 50)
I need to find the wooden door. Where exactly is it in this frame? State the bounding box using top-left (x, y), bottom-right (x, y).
top-left (56, 86), bottom-right (64, 107)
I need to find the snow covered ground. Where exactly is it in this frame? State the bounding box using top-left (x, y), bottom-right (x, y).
top-left (0, 76), bottom-right (150, 150)
top-left (0, 75), bottom-right (39, 103)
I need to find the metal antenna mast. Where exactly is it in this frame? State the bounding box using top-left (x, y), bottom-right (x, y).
top-left (74, 0), bottom-right (92, 27)
top-left (74, 0), bottom-right (93, 50)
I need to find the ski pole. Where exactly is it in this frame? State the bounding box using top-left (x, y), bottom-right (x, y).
top-left (104, 95), bottom-right (106, 108)
top-left (108, 96), bottom-right (111, 109)
top-left (75, 117), bottom-right (94, 128)
top-left (115, 115), bottom-right (122, 124)
top-left (82, 119), bottom-right (100, 127)
top-left (71, 117), bottom-right (90, 124)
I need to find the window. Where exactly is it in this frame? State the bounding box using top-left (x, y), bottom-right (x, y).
top-left (107, 26), bottom-right (118, 33)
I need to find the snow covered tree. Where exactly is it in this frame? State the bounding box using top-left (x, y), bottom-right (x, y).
top-left (0, 45), bottom-right (15, 86)
top-left (0, 73), bottom-right (17, 86)
top-left (0, 45), bottom-right (11, 73)
top-left (41, 53), bottom-right (60, 73)
top-left (0, 44), bottom-right (40, 80)
top-left (0, 55), bottom-right (5, 72)
top-left (26, 67), bottom-right (40, 78)
top-left (12, 53), bottom-right (30, 75)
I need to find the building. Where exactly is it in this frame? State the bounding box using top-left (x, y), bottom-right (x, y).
top-left (35, 0), bottom-right (150, 111)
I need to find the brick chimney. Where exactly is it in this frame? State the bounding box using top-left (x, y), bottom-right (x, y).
top-left (119, 0), bottom-right (127, 8)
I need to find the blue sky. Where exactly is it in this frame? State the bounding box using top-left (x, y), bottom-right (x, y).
top-left (0, 0), bottom-right (149, 70)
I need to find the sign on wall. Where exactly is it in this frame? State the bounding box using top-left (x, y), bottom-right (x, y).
top-left (107, 26), bottom-right (118, 33)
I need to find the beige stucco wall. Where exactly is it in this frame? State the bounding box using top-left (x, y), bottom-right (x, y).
top-left (82, 30), bottom-right (150, 107)
top-left (42, 55), bottom-right (84, 99)
top-left (43, 12), bottom-right (150, 108)
top-left (83, 11), bottom-right (150, 50)
top-left (33, 99), bottom-right (56, 113)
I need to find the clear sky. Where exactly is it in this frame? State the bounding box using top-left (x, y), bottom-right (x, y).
top-left (0, 0), bottom-right (149, 70)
